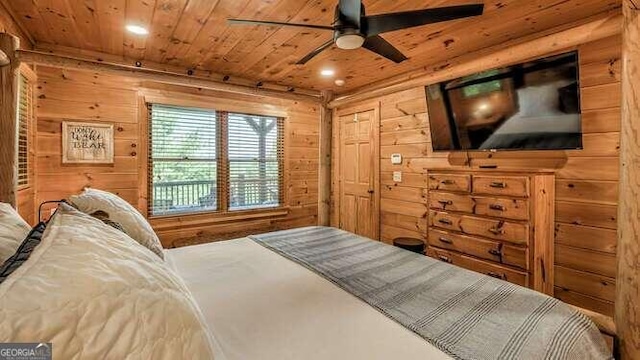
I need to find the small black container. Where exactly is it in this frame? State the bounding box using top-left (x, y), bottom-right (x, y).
top-left (393, 237), bottom-right (425, 254)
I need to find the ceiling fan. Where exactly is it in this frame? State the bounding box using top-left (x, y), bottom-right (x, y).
top-left (228, 0), bottom-right (484, 65)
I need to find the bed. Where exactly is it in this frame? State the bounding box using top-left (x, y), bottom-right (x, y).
top-left (0, 200), bottom-right (611, 360)
top-left (166, 236), bottom-right (450, 360)
top-left (166, 226), bottom-right (611, 360)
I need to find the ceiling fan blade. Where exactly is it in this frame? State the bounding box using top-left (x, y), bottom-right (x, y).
top-left (338, 0), bottom-right (362, 28)
top-left (362, 35), bottom-right (408, 63)
top-left (296, 39), bottom-right (335, 65)
top-left (228, 19), bottom-right (335, 31)
top-left (363, 4), bottom-right (484, 36)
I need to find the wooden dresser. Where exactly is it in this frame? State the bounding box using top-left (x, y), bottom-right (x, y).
top-left (426, 170), bottom-right (555, 295)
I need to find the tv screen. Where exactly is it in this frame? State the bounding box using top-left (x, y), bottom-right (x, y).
top-left (426, 51), bottom-right (582, 151)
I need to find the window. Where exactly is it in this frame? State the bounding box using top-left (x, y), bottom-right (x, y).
top-left (462, 70), bottom-right (503, 98)
top-left (228, 113), bottom-right (282, 210)
top-left (148, 104), bottom-right (284, 216)
top-left (17, 74), bottom-right (32, 188)
top-left (149, 104), bottom-right (218, 215)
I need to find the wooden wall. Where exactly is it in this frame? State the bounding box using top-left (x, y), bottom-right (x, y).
top-left (35, 66), bottom-right (320, 247)
top-left (333, 35), bottom-right (621, 317)
top-left (0, 3), bottom-right (31, 49)
top-left (36, 67), bottom-right (142, 215)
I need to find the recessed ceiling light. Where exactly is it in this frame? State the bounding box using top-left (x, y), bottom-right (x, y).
top-left (320, 69), bottom-right (335, 77)
top-left (334, 79), bottom-right (345, 86)
top-left (126, 24), bottom-right (149, 35)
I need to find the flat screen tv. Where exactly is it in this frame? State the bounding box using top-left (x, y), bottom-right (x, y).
top-left (426, 51), bottom-right (582, 151)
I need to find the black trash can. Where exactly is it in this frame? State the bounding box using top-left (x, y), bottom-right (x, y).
top-left (393, 237), bottom-right (425, 254)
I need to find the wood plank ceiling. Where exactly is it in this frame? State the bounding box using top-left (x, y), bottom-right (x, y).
top-left (5, 0), bottom-right (620, 93)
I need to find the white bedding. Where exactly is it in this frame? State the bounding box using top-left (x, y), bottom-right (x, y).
top-left (166, 238), bottom-right (451, 360)
top-left (0, 205), bottom-right (216, 359)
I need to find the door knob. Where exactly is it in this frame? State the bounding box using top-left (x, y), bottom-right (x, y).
top-left (367, 189), bottom-right (374, 194)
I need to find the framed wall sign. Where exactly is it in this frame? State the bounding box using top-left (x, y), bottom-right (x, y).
top-left (62, 122), bottom-right (114, 164)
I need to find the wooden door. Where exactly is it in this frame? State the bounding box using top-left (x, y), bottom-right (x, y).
top-left (339, 108), bottom-right (379, 239)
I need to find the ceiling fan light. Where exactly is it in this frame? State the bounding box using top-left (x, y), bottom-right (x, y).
top-left (336, 34), bottom-right (365, 50)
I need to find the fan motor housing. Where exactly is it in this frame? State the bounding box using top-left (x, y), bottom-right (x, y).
top-left (333, 3), bottom-right (366, 49)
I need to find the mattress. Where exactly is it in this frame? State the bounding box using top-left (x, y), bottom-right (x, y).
top-left (165, 237), bottom-right (451, 360)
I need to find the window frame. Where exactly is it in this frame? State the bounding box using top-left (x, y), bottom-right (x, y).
top-left (147, 102), bottom-right (287, 218)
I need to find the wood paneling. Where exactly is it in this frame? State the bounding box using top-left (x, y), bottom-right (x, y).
top-left (0, 2), bottom-right (32, 48)
top-left (35, 66), bottom-right (321, 246)
top-left (556, 265), bottom-right (616, 302)
top-left (3, 0), bottom-right (620, 93)
top-left (35, 67), bottom-right (140, 217)
top-left (332, 34), bottom-right (623, 316)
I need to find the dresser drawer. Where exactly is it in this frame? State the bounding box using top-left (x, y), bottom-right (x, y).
top-left (473, 196), bottom-right (529, 221)
top-left (472, 175), bottom-right (529, 197)
top-left (428, 228), bottom-right (501, 263)
top-left (427, 248), bottom-right (529, 287)
top-left (428, 173), bottom-right (471, 193)
top-left (502, 245), bottom-right (529, 269)
top-left (429, 192), bottom-right (475, 213)
top-left (428, 228), bottom-right (529, 270)
top-left (429, 211), bottom-right (529, 245)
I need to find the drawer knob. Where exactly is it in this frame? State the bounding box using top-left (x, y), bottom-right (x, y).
top-left (438, 255), bottom-right (452, 263)
top-left (487, 272), bottom-right (506, 280)
top-left (488, 227), bottom-right (505, 235)
top-left (438, 218), bottom-right (453, 225)
top-left (438, 200), bottom-right (453, 206)
top-left (438, 237), bottom-right (453, 244)
top-left (489, 204), bottom-right (505, 211)
top-left (441, 179), bottom-right (455, 185)
top-left (490, 181), bottom-right (507, 189)
top-left (488, 248), bottom-right (502, 257)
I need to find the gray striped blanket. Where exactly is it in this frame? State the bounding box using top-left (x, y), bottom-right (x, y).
top-left (249, 226), bottom-right (611, 360)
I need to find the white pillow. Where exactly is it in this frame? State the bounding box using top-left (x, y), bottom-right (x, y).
top-left (69, 188), bottom-right (164, 259)
top-left (0, 203), bottom-right (31, 264)
top-left (0, 204), bottom-right (216, 359)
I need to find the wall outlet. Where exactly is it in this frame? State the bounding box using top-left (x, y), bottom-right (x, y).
top-left (391, 153), bottom-right (402, 165)
top-left (393, 171), bottom-right (402, 182)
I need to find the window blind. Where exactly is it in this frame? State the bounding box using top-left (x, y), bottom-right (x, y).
top-left (228, 113), bottom-right (283, 210)
top-left (148, 103), bottom-right (285, 216)
top-left (17, 74), bottom-right (31, 188)
top-left (149, 104), bottom-right (218, 215)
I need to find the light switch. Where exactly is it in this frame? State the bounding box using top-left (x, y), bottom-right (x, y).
top-left (391, 153), bottom-right (402, 165)
top-left (393, 171), bottom-right (402, 182)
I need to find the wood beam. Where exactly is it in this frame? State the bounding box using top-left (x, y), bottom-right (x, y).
top-left (616, 1), bottom-right (640, 359)
top-left (16, 50), bottom-right (322, 104)
top-left (0, 33), bottom-right (19, 206)
top-left (318, 91), bottom-right (334, 226)
top-left (34, 43), bottom-right (320, 97)
top-left (328, 12), bottom-right (622, 109)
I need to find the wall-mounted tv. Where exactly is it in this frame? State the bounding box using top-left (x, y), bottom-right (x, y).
top-left (426, 51), bottom-right (582, 151)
